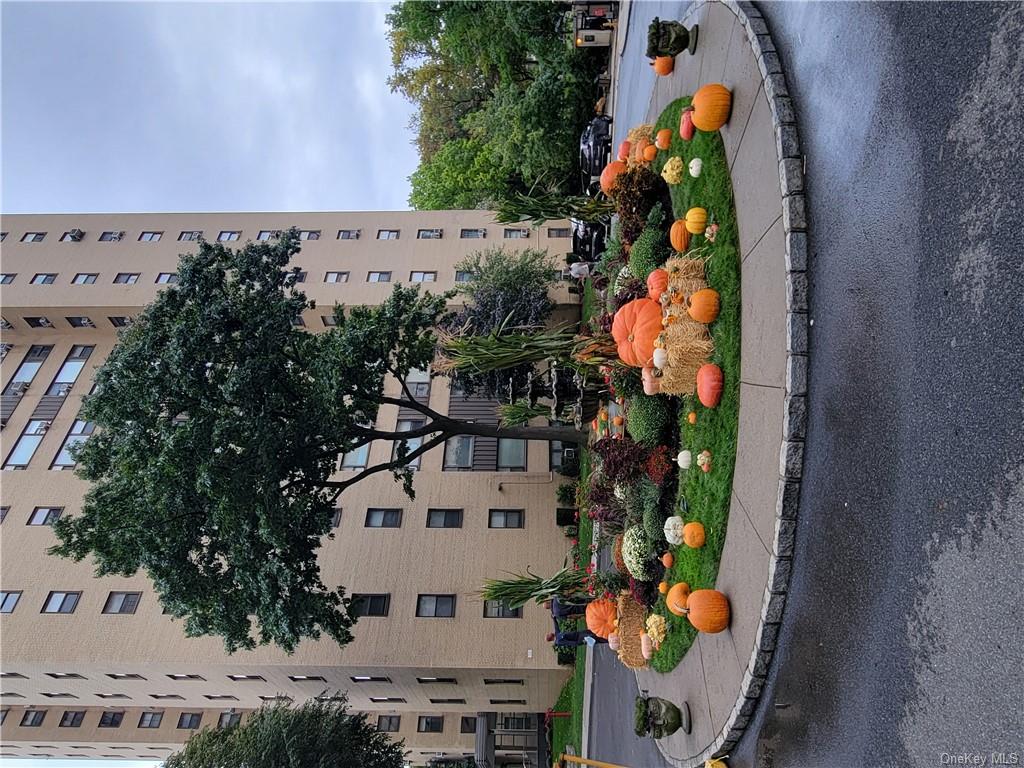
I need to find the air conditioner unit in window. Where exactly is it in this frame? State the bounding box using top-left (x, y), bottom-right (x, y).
top-left (39, 318), bottom-right (54, 328)
top-left (68, 229), bottom-right (84, 241)
top-left (563, 448), bottom-right (578, 460)
top-left (81, 319), bottom-right (96, 328)
top-left (55, 382), bottom-right (74, 396)
top-left (10, 381), bottom-right (30, 395)
top-left (110, 231), bottom-right (124, 241)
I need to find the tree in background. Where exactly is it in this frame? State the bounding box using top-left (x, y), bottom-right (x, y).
top-left (51, 231), bottom-right (586, 653)
top-left (165, 698), bottom-right (405, 768)
top-left (408, 137), bottom-right (514, 210)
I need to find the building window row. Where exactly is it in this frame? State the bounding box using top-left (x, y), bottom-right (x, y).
top-left (0, 590), bottom-right (144, 615)
top-left (346, 507), bottom-right (525, 530)
top-left (374, 713), bottom-right (522, 735)
top-left (2, 269), bottom-right (464, 289)
top-left (347, 592), bottom-right (521, 620)
top-left (11, 708), bottom-right (229, 731)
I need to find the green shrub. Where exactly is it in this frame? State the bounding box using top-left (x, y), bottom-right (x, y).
top-left (556, 483), bottom-right (577, 506)
top-left (624, 478), bottom-right (661, 529)
top-left (627, 224), bottom-right (671, 281)
top-left (643, 501), bottom-right (666, 547)
top-left (610, 367), bottom-right (643, 399)
top-left (626, 394), bottom-right (672, 446)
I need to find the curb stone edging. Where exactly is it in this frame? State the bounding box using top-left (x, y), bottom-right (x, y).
top-left (692, 1), bottom-right (809, 765)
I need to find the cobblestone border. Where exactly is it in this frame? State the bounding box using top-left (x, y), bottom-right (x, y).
top-left (695, 1), bottom-right (809, 763)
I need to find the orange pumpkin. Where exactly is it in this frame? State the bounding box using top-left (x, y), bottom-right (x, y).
top-left (641, 633), bottom-right (655, 659)
top-left (683, 589), bottom-right (730, 633)
top-left (687, 288), bottom-right (720, 324)
top-left (641, 366), bottom-right (661, 395)
top-left (655, 128), bottom-right (673, 150)
top-left (683, 522), bottom-right (705, 549)
top-left (634, 138), bottom-right (651, 162)
top-left (687, 411), bottom-right (697, 425)
top-left (646, 269), bottom-right (669, 302)
top-left (600, 160), bottom-right (627, 196)
top-left (685, 207), bottom-right (707, 234)
top-left (691, 84), bottom-right (733, 132)
top-left (585, 598), bottom-right (618, 639)
top-left (611, 298), bottom-right (663, 368)
top-left (679, 108), bottom-right (696, 141)
top-left (658, 581), bottom-right (669, 595)
top-left (666, 582), bottom-right (691, 616)
top-left (612, 415), bottom-right (624, 427)
top-left (591, 419), bottom-right (599, 432)
top-left (653, 56), bottom-right (675, 76)
top-left (642, 144), bottom-right (658, 162)
top-left (696, 363), bottom-right (723, 407)
top-left (617, 140), bottom-right (632, 162)
top-left (661, 552), bottom-right (674, 568)
top-left (670, 220), bottom-right (691, 252)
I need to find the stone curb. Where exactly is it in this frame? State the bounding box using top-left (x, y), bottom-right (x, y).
top-left (692, 1), bottom-right (809, 765)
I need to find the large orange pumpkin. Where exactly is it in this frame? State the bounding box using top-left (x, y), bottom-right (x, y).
top-left (585, 598), bottom-right (618, 639)
top-left (696, 363), bottom-right (723, 407)
top-left (617, 140), bottom-right (632, 162)
top-left (691, 84), bottom-right (733, 132)
top-left (670, 220), bottom-right (691, 252)
top-left (679, 108), bottom-right (696, 141)
top-left (611, 299), bottom-right (663, 368)
top-left (685, 207), bottom-right (708, 234)
top-left (641, 366), bottom-right (661, 395)
top-left (683, 589), bottom-right (730, 633)
top-left (687, 288), bottom-right (720, 324)
top-left (666, 582), bottom-right (691, 616)
top-left (653, 56), bottom-right (674, 76)
top-left (600, 160), bottom-right (627, 195)
top-left (655, 128), bottom-right (673, 150)
top-left (683, 522), bottom-right (706, 549)
top-left (646, 269), bottom-right (669, 302)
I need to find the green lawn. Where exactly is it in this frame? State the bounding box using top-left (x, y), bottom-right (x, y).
top-left (645, 96), bottom-right (741, 672)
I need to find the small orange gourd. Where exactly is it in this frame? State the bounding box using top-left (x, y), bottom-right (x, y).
top-left (696, 363), bottom-right (724, 407)
top-left (661, 551), bottom-right (674, 568)
top-left (646, 269), bottom-right (669, 302)
top-left (617, 140), bottom-right (632, 162)
top-left (612, 415), bottom-right (624, 427)
top-left (691, 84), bottom-right (733, 132)
top-left (653, 56), bottom-right (675, 76)
top-left (670, 220), bottom-right (691, 252)
top-left (682, 589), bottom-right (730, 633)
top-left (600, 160), bottom-right (627, 196)
top-left (658, 581), bottom-right (669, 595)
top-left (687, 411), bottom-right (697, 424)
top-left (683, 522), bottom-right (705, 549)
top-left (685, 207), bottom-right (708, 234)
top-left (585, 598), bottom-right (618, 639)
top-left (687, 288), bottom-right (720, 324)
top-left (642, 144), bottom-right (658, 162)
top-left (641, 366), bottom-right (661, 395)
top-left (611, 298), bottom-right (663, 368)
top-left (655, 128), bottom-right (673, 150)
top-left (634, 137), bottom-right (651, 161)
top-left (666, 582), bottom-right (691, 616)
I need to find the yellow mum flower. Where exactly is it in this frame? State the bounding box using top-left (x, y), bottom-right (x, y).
top-left (661, 156), bottom-right (685, 185)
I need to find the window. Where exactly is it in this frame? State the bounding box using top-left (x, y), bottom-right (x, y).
top-left (106, 673), bottom-right (146, 680)
top-left (376, 229), bottom-right (399, 240)
top-left (455, 270), bottom-right (474, 283)
top-left (256, 230), bottom-right (280, 241)
top-left (367, 271), bottom-right (392, 283)
top-left (430, 698), bottom-right (466, 704)
top-left (28, 507), bottom-right (63, 526)
top-left (259, 695), bottom-right (293, 703)
top-left (4, 420), bottom-right (51, 469)
top-left (370, 697), bottom-right (406, 704)
top-left (410, 271), bottom-right (437, 282)
top-left (59, 710), bottom-right (85, 727)
top-left (417, 677), bottom-right (457, 684)
top-left (340, 442), bottom-right (369, 470)
top-left (25, 316), bottom-right (53, 327)
top-left (288, 675), bottom-right (326, 682)
top-left (66, 316), bottom-right (95, 328)
top-left (31, 273), bottom-right (57, 285)
top-left (97, 692), bottom-right (130, 699)
top-left (426, 508), bottom-right (462, 529)
top-left (0, 273), bottom-right (14, 284)
top-left (497, 438), bottom-right (526, 471)
top-left (337, 229), bottom-right (360, 240)
top-left (22, 232), bottom-right (46, 242)
top-left (325, 271), bottom-right (349, 283)
top-left (489, 509), bottom-right (524, 529)
top-left (42, 591), bottom-right (80, 614)
top-left (503, 228), bottom-right (529, 239)
top-left (299, 230), bottom-right (321, 240)
top-left (178, 230), bottom-right (202, 241)
top-left (3, 346), bottom-right (52, 396)
top-left (0, 232), bottom-right (5, 240)
top-left (418, 716), bottom-right (444, 733)
top-left (151, 694), bottom-right (184, 700)
top-left (219, 712), bottom-right (242, 728)
top-left (331, 508), bottom-right (342, 528)
top-left (166, 674), bottom-right (204, 681)
top-left (113, 273), bottom-right (140, 284)
top-left (547, 227), bottom-right (571, 238)
top-left (416, 594), bottom-right (455, 618)
top-left (392, 419), bottom-right (424, 470)
top-left (21, 710), bottom-right (46, 727)
top-left (155, 273), bottom-right (179, 284)
top-left (109, 316), bottom-right (131, 327)
top-left (549, 440), bottom-right (567, 471)
top-left (417, 228), bottom-right (442, 239)
top-left (103, 592), bottom-right (142, 614)
top-left (218, 231), bottom-right (240, 241)
top-left (52, 419), bottom-right (96, 469)
top-left (461, 716), bottom-right (477, 733)
top-left (71, 273), bottom-right (98, 285)
top-left (484, 678), bottom-right (525, 685)
top-left (292, 315), bottom-right (305, 327)
top-left (291, 270), bottom-right (307, 283)
top-left (377, 715), bottom-right (400, 732)
top-left (98, 231), bottom-right (123, 242)
top-left (139, 231), bottom-right (162, 242)
top-left (405, 367), bottom-right (431, 397)
top-left (0, 506), bottom-right (7, 522)
top-left (0, 672), bottom-right (26, 679)
top-left (99, 711), bottom-right (124, 727)
top-left (227, 674), bottom-right (265, 681)
top-left (483, 599), bottom-right (522, 619)
top-left (351, 675), bottom-right (391, 683)
top-left (460, 228), bottom-right (486, 239)
top-left (60, 230), bottom-right (83, 241)
top-left (45, 346), bottom-right (92, 396)
top-left (178, 713), bottom-right (202, 729)
top-left (490, 699), bottom-right (527, 705)
top-left (443, 436), bottom-right (473, 470)
top-left (321, 315), bottom-right (338, 327)
top-left (365, 508), bottom-right (401, 528)
top-left (205, 694), bottom-right (238, 701)
top-left (139, 711), bottom-right (163, 728)
top-left (1, 591), bottom-right (21, 613)
top-left (350, 593), bottom-right (390, 617)
top-left (47, 672), bottom-right (85, 679)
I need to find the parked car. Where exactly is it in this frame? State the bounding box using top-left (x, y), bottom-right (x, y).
top-left (571, 218), bottom-right (608, 262)
top-left (579, 115), bottom-right (612, 196)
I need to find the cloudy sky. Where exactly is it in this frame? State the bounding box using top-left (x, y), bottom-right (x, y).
top-left (0, 1), bottom-right (419, 214)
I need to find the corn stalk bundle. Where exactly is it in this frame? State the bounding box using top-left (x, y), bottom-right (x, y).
top-left (478, 567), bottom-right (586, 610)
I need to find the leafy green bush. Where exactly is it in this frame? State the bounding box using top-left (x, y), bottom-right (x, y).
top-left (643, 501), bottom-right (667, 548)
top-left (610, 367), bottom-right (644, 399)
top-left (626, 394), bottom-right (672, 446)
top-left (627, 214), bottom-right (672, 280)
top-left (624, 478), bottom-right (661, 529)
top-left (556, 483), bottom-right (577, 507)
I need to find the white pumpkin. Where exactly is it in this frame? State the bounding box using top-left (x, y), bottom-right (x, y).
top-left (689, 157), bottom-right (703, 177)
top-left (664, 515), bottom-right (686, 546)
top-left (676, 449), bottom-right (692, 469)
top-left (652, 347), bottom-right (669, 369)
top-left (608, 632), bottom-right (621, 651)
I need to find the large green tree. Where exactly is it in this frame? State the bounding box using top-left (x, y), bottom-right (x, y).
top-left (165, 698), bottom-right (405, 768)
top-left (408, 137), bottom-right (514, 210)
top-left (51, 230), bottom-right (586, 653)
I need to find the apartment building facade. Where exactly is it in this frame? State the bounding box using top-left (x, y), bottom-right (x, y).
top-left (0, 212), bottom-right (578, 764)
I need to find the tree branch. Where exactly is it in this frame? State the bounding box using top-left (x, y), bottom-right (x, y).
top-left (320, 432), bottom-right (451, 498)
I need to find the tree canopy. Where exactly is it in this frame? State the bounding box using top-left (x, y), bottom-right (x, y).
top-left (51, 230), bottom-right (584, 653)
top-left (165, 697), bottom-right (405, 768)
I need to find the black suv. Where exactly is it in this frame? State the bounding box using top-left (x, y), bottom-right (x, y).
top-left (579, 115), bottom-right (612, 196)
top-left (570, 218), bottom-right (608, 263)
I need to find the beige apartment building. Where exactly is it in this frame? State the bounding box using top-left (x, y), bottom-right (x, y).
top-left (0, 212), bottom-right (579, 764)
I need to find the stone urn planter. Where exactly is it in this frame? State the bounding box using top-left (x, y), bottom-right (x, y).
top-left (634, 694), bottom-right (690, 739)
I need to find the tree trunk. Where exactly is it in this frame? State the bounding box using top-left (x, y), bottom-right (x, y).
top-left (440, 418), bottom-right (587, 445)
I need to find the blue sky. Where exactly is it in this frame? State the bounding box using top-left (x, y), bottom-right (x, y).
top-left (0, 1), bottom-right (419, 214)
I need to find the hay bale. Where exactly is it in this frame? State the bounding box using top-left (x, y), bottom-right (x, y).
top-left (665, 255), bottom-right (706, 282)
top-left (658, 322), bottom-right (714, 395)
top-left (615, 592), bottom-right (650, 669)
